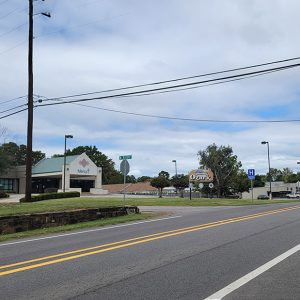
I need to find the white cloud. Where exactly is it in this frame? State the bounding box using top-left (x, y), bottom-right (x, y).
top-left (1, 0), bottom-right (300, 176)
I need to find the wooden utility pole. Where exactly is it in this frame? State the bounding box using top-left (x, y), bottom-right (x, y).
top-left (25, 0), bottom-right (33, 201)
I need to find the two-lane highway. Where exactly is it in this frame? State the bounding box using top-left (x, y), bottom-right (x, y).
top-left (1, 203), bottom-right (300, 299)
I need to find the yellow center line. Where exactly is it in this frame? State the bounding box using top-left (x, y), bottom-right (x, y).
top-left (1, 205), bottom-right (300, 276)
top-left (1, 205), bottom-right (298, 270)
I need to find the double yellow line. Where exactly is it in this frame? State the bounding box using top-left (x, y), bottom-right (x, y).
top-left (1, 205), bottom-right (300, 277)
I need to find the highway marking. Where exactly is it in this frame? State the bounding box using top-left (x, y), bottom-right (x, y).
top-left (1, 205), bottom-right (297, 270)
top-left (1, 205), bottom-right (300, 276)
top-left (0, 215), bottom-right (182, 247)
top-left (204, 243), bottom-right (300, 300)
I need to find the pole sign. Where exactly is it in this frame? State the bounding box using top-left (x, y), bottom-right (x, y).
top-left (119, 155), bottom-right (132, 160)
top-left (247, 169), bottom-right (255, 180)
top-left (120, 160), bottom-right (130, 175)
top-left (189, 169), bottom-right (214, 183)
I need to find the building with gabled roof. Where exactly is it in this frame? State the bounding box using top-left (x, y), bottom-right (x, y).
top-left (0, 153), bottom-right (107, 195)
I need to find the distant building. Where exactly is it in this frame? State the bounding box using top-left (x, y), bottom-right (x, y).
top-left (0, 153), bottom-right (107, 194)
top-left (242, 181), bottom-right (300, 199)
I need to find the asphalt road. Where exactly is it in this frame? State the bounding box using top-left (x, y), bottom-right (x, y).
top-left (1, 203), bottom-right (300, 299)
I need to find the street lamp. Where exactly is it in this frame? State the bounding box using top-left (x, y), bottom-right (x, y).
top-left (261, 141), bottom-right (271, 199)
top-left (63, 135), bottom-right (73, 192)
top-left (172, 160), bottom-right (178, 195)
top-left (172, 160), bottom-right (177, 177)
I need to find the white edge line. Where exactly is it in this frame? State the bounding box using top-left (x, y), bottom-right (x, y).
top-left (203, 243), bottom-right (300, 300)
top-left (0, 215), bottom-right (182, 247)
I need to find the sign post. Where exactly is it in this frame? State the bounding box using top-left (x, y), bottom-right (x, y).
top-left (120, 155), bottom-right (132, 202)
top-left (247, 169), bottom-right (255, 203)
top-left (189, 168), bottom-right (214, 200)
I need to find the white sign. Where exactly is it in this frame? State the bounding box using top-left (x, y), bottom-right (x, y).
top-left (69, 154), bottom-right (97, 176)
top-left (209, 183), bottom-right (214, 189)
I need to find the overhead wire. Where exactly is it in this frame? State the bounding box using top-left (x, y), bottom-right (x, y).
top-left (71, 102), bottom-right (300, 123)
top-left (0, 22), bottom-right (27, 38)
top-left (0, 103), bottom-right (28, 114)
top-left (0, 95), bottom-right (27, 106)
top-left (41, 56), bottom-right (300, 102)
top-left (0, 108), bottom-right (27, 120)
top-left (36, 62), bottom-right (300, 107)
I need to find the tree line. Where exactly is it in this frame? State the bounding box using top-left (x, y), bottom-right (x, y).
top-left (0, 141), bottom-right (297, 194)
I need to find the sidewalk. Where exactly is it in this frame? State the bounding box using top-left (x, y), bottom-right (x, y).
top-left (0, 194), bottom-right (24, 203)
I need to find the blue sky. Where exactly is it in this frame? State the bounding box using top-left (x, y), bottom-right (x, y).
top-left (1, 0), bottom-right (300, 177)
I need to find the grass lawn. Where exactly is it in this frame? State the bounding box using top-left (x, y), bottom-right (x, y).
top-left (0, 196), bottom-right (299, 217)
top-left (0, 212), bottom-right (157, 242)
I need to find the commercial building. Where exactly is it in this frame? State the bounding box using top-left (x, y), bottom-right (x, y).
top-left (0, 153), bottom-right (107, 194)
top-left (242, 181), bottom-right (300, 199)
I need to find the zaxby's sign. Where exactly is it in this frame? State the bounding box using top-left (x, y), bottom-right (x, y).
top-left (189, 168), bottom-right (214, 183)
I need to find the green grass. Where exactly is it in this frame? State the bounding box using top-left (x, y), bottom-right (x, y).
top-left (0, 212), bottom-right (156, 242)
top-left (0, 196), bottom-right (299, 217)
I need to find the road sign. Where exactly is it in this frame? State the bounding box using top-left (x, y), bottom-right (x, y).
top-left (247, 169), bottom-right (255, 180)
top-left (120, 160), bottom-right (130, 175)
top-left (209, 183), bottom-right (214, 189)
top-left (119, 155), bottom-right (132, 160)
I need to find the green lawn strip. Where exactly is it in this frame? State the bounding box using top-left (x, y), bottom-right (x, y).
top-left (0, 212), bottom-right (157, 242)
top-left (0, 197), bottom-right (299, 217)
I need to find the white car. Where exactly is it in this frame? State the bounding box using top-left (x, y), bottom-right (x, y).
top-left (286, 193), bottom-right (300, 199)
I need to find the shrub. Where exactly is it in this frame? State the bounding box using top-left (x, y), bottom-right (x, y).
top-left (20, 191), bottom-right (80, 203)
top-left (0, 192), bottom-right (9, 199)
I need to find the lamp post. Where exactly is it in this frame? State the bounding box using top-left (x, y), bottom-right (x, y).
top-left (172, 160), bottom-right (177, 178)
top-left (63, 135), bottom-right (73, 192)
top-left (172, 160), bottom-right (178, 195)
top-left (261, 141), bottom-right (271, 199)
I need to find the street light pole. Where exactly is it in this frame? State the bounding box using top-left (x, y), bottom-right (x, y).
top-left (172, 160), bottom-right (177, 177)
top-left (261, 141), bottom-right (272, 199)
top-left (63, 135), bottom-right (73, 192)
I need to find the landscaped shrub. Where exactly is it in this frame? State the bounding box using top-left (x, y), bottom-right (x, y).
top-left (20, 191), bottom-right (80, 203)
top-left (0, 192), bottom-right (9, 199)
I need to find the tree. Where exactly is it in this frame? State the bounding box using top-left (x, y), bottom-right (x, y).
top-left (171, 174), bottom-right (189, 197)
top-left (0, 142), bottom-right (45, 166)
top-left (253, 174), bottom-right (266, 187)
top-left (198, 144), bottom-right (242, 197)
top-left (229, 170), bottom-right (249, 194)
top-left (266, 168), bottom-right (283, 182)
top-left (158, 170), bottom-right (170, 179)
top-left (151, 172), bottom-right (170, 197)
top-left (137, 176), bottom-right (152, 182)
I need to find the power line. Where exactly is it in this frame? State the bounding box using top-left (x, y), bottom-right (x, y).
top-left (0, 108), bottom-right (27, 120)
top-left (36, 63), bottom-right (300, 107)
top-left (0, 40), bottom-right (27, 56)
top-left (0, 95), bottom-right (27, 106)
top-left (0, 22), bottom-right (27, 38)
top-left (0, 7), bottom-right (26, 21)
top-left (42, 56), bottom-right (300, 102)
top-left (71, 102), bottom-right (300, 123)
top-left (0, 103), bottom-right (28, 114)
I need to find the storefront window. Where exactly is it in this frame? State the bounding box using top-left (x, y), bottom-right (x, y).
top-left (0, 179), bottom-right (14, 192)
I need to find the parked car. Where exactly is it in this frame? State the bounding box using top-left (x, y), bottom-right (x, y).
top-left (286, 193), bottom-right (300, 199)
top-left (257, 195), bottom-right (269, 200)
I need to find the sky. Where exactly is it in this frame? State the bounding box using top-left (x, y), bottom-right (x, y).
top-left (1, 0), bottom-right (300, 178)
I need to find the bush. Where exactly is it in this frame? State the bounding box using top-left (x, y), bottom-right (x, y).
top-left (20, 191), bottom-right (80, 203)
top-left (0, 192), bottom-right (9, 199)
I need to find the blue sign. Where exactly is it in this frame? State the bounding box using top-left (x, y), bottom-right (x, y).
top-left (247, 169), bottom-right (255, 180)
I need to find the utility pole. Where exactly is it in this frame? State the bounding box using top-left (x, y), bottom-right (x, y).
top-left (25, 0), bottom-right (34, 202)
